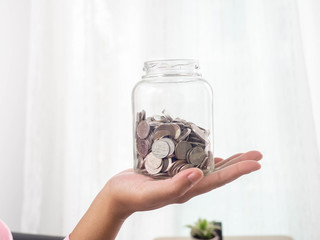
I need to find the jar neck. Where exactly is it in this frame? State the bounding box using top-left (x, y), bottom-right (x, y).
top-left (142, 59), bottom-right (201, 79)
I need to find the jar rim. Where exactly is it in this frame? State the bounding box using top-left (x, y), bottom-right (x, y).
top-left (142, 59), bottom-right (201, 78)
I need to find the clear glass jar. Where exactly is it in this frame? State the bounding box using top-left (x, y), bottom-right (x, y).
top-left (132, 59), bottom-right (214, 179)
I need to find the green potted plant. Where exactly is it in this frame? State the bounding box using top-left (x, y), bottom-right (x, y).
top-left (186, 218), bottom-right (222, 240)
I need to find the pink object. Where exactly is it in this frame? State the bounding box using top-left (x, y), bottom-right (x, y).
top-left (0, 219), bottom-right (70, 240)
top-left (0, 219), bottom-right (13, 240)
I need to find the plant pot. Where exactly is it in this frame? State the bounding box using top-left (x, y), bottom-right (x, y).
top-left (191, 235), bottom-right (220, 240)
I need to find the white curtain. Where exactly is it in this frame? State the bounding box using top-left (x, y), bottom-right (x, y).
top-left (21, 0), bottom-right (320, 239)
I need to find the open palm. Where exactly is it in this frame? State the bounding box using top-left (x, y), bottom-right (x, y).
top-left (105, 150), bottom-right (262, 216)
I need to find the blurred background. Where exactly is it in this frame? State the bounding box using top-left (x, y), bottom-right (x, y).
top-left (0, 0), bottom-right (320, 239)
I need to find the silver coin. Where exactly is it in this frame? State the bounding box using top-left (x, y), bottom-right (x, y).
top-left (174, 160), bottom-right (188, 175)
top-left (175, 141), bottom-right (192, 160)
top-left (145, 163), bottom-right (162, 175)
top-left (136, 139), bottom-right (149, 158)
top-left (199, 156), bottom-right (208, 169)
top-left (162, 109), bottom-right (173, 122)
top-left (164, 158), bottom-right (173, 172)
top-left (141, 110), bottom-right (146, 121)
top-left (177, 128), bottom-right (191, 141)
top-left (186, 147), bottom-right (193, 164)
top-left (136, 112), bottom-right (141, 124)
top-left (191, 123), bottom-right (207, 141)
top-left (154, 129), bottom-right (171, 140)
top-left (152, 173), bottom-right (169, 179)
top-left (199, 151), bottom-right (213, 170)
top-left (188, 133), bottom-right (205, 143)
top-left (168, 160), bottom-right (187, 177)
top-left (188, 146), bottom-right (206, 166)
top-left (152, 140), bottom-right (170, 159)
top-left (136, 156), bottom-right (145, 169)
top-left (180, 163), bottom-right (194, 171)
top-left (144, 153), bottom-right (162, 174)
top-left (171, 123), bottom-right (181, 139)
top-left (148, 121), bottom-right (162, 127)
top-left (153, 115), bottom-right (169, 123)
top-left (160, 138), bottom-right (175, 156)
top-left (154, 124), bottom-right (176, 138)
top-left (189, 142), bottom-right (205, 148)
top-left (146, 133), bottom-right (154, 150)
top-left (137, 120), bottom-right (150, 139)
top-left (161, 158), bottom-right (169, 172)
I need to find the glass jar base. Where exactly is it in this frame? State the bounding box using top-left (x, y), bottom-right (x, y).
top-left (134, 110), bottom-right (214, 179)
top-left (134, 167), bottom-right (213, 180)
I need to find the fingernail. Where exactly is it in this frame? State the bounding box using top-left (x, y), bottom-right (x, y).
top-left (187, 171), bottom-right (202, 184)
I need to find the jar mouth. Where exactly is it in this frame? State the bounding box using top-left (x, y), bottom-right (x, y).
top-left (142, 59), bottom-right (201, 78)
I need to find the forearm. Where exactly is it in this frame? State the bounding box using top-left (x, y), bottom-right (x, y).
top-left (69, 187), bottom-right (131, 240)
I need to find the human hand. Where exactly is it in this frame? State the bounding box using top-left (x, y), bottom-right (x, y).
top-left (104, 150), bottom-right (262, 218)
top-left (70, 150), bottom-right (262, 240)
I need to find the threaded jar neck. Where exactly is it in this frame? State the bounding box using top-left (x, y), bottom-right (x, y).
top-left (142, 59), bottom-right (201, 78)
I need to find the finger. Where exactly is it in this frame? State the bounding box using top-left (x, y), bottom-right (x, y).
top-left (214, 157), bottom-right (224, 164)
top-left (202, 160), bottom-right (261, 190)
top-left (214, 153), bottom-right (243, 168)
top-left (175, 160), bottom-right (261, 203)
top-left (143, 168), bottom-right (204, 205)
top-left (215, 151), bottom-right (262, 170)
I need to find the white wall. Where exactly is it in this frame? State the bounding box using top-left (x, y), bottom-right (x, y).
top-left (0, 0), bottom-right (30, 231)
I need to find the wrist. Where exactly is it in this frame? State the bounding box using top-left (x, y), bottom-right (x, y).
top-left (70, 186), bottom-right (131, 240)
top-left (98, 187), bottom-right (132, 222)
top-left (100, 181), bottom-right (134, 221)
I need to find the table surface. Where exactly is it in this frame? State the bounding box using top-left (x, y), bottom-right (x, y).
top-left (154, 236), bottom-right (293, 240)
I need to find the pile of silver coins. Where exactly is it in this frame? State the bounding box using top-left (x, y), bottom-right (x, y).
top-left (135, 110), bottom-right (213, 178)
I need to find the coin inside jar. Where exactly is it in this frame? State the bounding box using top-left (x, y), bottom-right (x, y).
top-left (163, 158), bottom-right (173, 172)
top-left (137, 120), bottom-right (150, 139)
top-left (135, 110), bottom-right (213, 178)
top-left (188, 146), bottom-right (206, 166)
top-left (177, 128), bottom-right (191, 141)
top-left (201, 150), bottom-right (214, 170)
top-left (144, 152), bottom-right (162, 174)
top-left (155, 124), bottom-right (176, 139)
top-left (171, 123), bottom-right (181, 139)
top-left (154, 129), bottom-right (171, 140)
top-left (136, 138), bottom-right (150, 158)
top-left (191, 123), bottom-right (207, 142)
top-left (175, 141), bottom-right (192, 160)
top-left (160, 138), bottom-right (175, 156)
top-left (152, 140), bottom-right (170, 159)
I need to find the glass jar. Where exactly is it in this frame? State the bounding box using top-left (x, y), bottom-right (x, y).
top-left (132, 59), bottom-right (214, 179)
